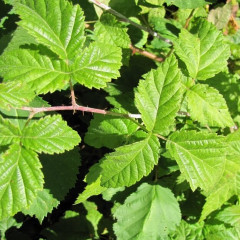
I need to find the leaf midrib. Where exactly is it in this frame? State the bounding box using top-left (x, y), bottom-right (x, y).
top-left (18, 3), bottom-right (68, 60)
top-left (101, 136), bottom-right (151, 186)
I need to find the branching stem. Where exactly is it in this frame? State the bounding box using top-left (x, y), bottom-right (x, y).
top-left (88, 0), bottom-right (171, 44)
top-left (69, 79), bottom-right (78, 114)
top-left (19, 105), bottom-right (142, 119)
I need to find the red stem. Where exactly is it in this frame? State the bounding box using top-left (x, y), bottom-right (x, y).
top-left (20, 105), bottom-right (142, 118)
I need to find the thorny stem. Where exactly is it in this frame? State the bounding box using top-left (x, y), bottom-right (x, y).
top-left (88, 0), bottom-right (172, 44)
top-left (69, 79), bottom-right (77, 113)
top-left (130, 44), bottom-right (164, 62)
top-left (19, 105), bottom-right (142, 119)
top-left (19, 104), bottom-right (192, 137)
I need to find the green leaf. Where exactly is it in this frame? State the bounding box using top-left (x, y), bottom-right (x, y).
top-left (84, 112), bottom-right (139, 149)
top-left (0, 49), bottom-right (69, 94)
top-left (135, 54), bottom-right (182, 135)
top-left (0, 216), bottom-right (23, 239)
top-left (15, 0), bottom-right (85, 60)
top-left (22, 115), bottom-right (81, 154)
top-left (41, 210), bottom-right (94, 240)
top-left (0, 82), bottom-right (35, 110)
top-left (100, 133), bottom-right (160, 187)
top-left (145, 0), bottom-right (164, 5)
top-left (174, 20), bottom-right (230, 80)
top-left (187, 84), bottom-right (234, 127)
top-left (216, 205), bottom-right (240, 227)
top-left (94, 13), bottom-right (131, 48)
top-left (102, 187), bottom-right (125, 201)
top-left (226, 129), bottom-right (240, 154)
top-left (109, 0), bottom-right (141, 18)
top-left (2, 27), bottom-right (37, 53)
top-left (200, 155), bottom-right (240, 221)
top-left (114, 183), bottom-right (181, 239)
top-left (204, 224), bottom-right (240, 240)
top-left (0, 144), bottom-right (44, 220)
top-left (167, 130), bottom-right (227, 192)
top-left (75, 164), bottom-right (106, 204)
top-left (83, 201), bottom-right (103, 238)
top-left (22, 189), bottom-right (59, 223)
top-left (23, 147), bottom-right (81, 222)
top-left (0, 115), bottom-right (21, 146)
top-left (40, 148), bottom-right (81, 201)
top-left (165, 0), bottom-right (208, 9)
top-left (75, 176), bottom-right (106, 205)
top-left (128, 17), bottom-right (148, 48)
top-left (169, 220), bottom-right (204, 240)
top-left (0, 96), bottom-right (49, 131)
top-left (72, 42), bottom-right (122, 89)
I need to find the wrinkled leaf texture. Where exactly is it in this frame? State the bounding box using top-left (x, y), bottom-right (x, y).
top-left (15, 0), bottom-right (86, 60)
top-left (0, 82), bottom-right (35, 110)
top-left (135, 54), bottom-right (182, 135)
top-left (0, 144), bottom-right (44, 219)
top-left (100, 133), bottom-right (160, 187)
top-left (187, 84), bottom-right (234, 127)
top-left (84, 112), bottom-right (139, 149)
top-left (22, 115), bottom-right (81, 154)
top-left (167, 130), bottom-right (227, 192)
top-left (174, 19), bottom-right (230, 80)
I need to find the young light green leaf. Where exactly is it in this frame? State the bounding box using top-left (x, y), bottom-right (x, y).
top-left (94, 13), bottom-right (131, 48)
top-left (0, 49), bottom-right (69, 94)
top-left (75, 164), bottom-right (106, 204)
top-left (75, 176), bottom-right (106, 204)
top-left (22, 115), bottom-right (81, 154)
top-left (0, 144), bottom-right (44, 220)
top-left (215, 205), bottom-right (240, 227)
top-left (22, 189), bottom-right (59, 223)
top-left (15, 0), bottom-right (85, 60)
top-left (135, 54), bottom-right (182, 135)
top-left (84, 112), bottom-right (139, 149)
top-left (226, 129), bottom-right (240, 154)
top-left (174, 20), bottom-right (230, 80)
top-left (0, 115), bottom-right (21, 146)
top-left (0, 82), bottom-right (35, 110)
top-left (200, 155), bottom-right (240, 221)
top-left (83, 201), bottom-right (103, 238)
top-left (169, 220), bottom-right (205, 240)
top-left (72, 42), bottom-right (122, 89)
top-left (187, 84), bottom-right (234, 127)
top-left (100, 133), bottom-right (160, 187)
top-left (114, 183), bottom-right (181, 239)
top-left (167, 130), bottom-right (227, 192)
top-left (204, 224), bottom-right (240, 240)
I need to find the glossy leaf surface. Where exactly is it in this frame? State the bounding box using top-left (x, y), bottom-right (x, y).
top-left (0, 144), bottom-right (43, 219)
top-left (135, 54), bottom-right (182, 135)
top-left (167, 130), bottom-right (227, 191)
top-left (100, 133), bottom-right (160, 187)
